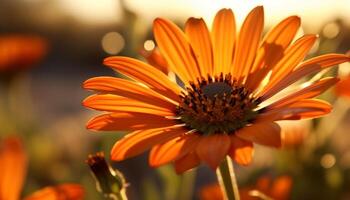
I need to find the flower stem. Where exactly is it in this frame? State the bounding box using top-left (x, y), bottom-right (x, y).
top-left (216, 157), bottom-right (240, 200)
top-left (177, 169), bottom-right (196, 200)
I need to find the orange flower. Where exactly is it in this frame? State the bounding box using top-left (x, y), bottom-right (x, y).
top-left (200, 175), bottom-right (292, 200)
top-left (83, 7), bottom-right (350, 173)
top-left (335, 76), bottom-right (350, 98)
top-left (0, 35), bottom-right (47, 72)
top-left (0, 137), bottom-right (84, 200)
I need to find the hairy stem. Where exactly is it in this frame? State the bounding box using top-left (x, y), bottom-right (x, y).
top-left (216, 157), bottom-right (240, 200)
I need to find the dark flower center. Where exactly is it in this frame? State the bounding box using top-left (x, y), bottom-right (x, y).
top-left (176, 73), bottom-right (260, 135)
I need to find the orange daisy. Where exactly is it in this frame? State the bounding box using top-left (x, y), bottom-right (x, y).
top-left (200, 175), bottom-right (292, 200)
top-left (0, 35), bottom-right (47, 72)
top-left (83, 6), bottom-right (350, 173)
top-left (0, 137), bottom-right (84, 200)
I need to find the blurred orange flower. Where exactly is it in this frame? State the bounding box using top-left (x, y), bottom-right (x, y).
top-left (335, 76), bottom-right (350, 98)
top-left (83, 6), bottom-right (350, 173)
top-left (200, 176), bottom-right (292, 200)
top-left (0, 35), bottom-right (47, 72)
top-left (0, 137), bottom-right (84, 200)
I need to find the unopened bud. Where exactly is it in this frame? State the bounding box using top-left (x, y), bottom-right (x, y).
top-left (86, 152), bottom-right (127, 200)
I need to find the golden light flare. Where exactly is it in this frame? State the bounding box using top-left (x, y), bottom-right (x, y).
top-left (322, 22), bottom-right (340, 39)
top-left (143, 40), bottom-right (156, 51)
top-left (101, 32), bottom-right (125, 55)
top-left (321, 153), bottom-right (336, 169)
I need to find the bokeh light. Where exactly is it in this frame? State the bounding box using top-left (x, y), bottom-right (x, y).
top-left (143, 40), bottom-right (155, 51)
top-left (101, 32), bottom-right (125, 55)
top-left (321, 154), bottom-right (336, 169)
top-left (323, 22), bottom-right (340, 39)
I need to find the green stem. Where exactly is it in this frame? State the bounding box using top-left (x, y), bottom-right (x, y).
top-left (177, 169), bottom-right (196, 200)
top-left (216, 157), bottom-right (240, 200)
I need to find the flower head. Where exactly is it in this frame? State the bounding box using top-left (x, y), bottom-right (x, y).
top-left (200, 175), bottom-right (292, 200)
top-left (0, 136), bottom-right (84, 200)
top-left (0, 35), bottom-right (47, 72)
top-left (83, 6), bottom-right (350, 172)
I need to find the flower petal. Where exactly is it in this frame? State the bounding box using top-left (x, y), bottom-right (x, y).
top-left (257, 99), bottom-right (332, 122)
top-left (153, 18), bottom-right (201, 83)
top-left (111, 126), bottom-right (186, 161)
top-left (104, 56), bottom-right (182, 102)
top-left (195, 134), bottom-right (231, 169)
top-left (149, 133), bottom-right (200, 167)
top-left (236, 122), bottom-right (282, 148)
top-left (84, 76), bottom-right (178, 107)
top-left (233, 6), bottom-right (264, 82)
top-left (185, 17), bottom-right (213, 76)
top-left (228, 136), bottom-right (254, 166)
top-left (24, 184), bottom-right (84, 200)
top-left (260, 54), bottom-right (350, 100)
top-left (140, 48), bottom-right (169, 74)
top-left (246, 16), bottom-right (301, 91)
top-left (86, 112), bottom-right (178, 131)
top-left (174, 152), bottom-right (200, 174)
top-left (83, 94), bottom-right (174, 117)
top-left (0, 137), bottom-right (27, 200)
top-left (211, 8), bottom-right (236, 75)
top-left (335, 76), bottom-right (350, 98)
top-left (279, 120), bottom-right (310, 148)
top-left (265, 77), bottom-right (338, 108)
top-left (270, 176), bottom-right (293, 200)
top-left (267, 34), bottom-right (317, 86)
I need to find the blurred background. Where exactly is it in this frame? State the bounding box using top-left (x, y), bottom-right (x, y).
top-left (1, 0), bottom-right (350, 199)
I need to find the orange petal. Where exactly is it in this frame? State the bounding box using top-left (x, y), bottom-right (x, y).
top-left (246, 16), bottom-right (301, 91)
top-left (260, 54), bottom-right (350, 100)
top-left (149, 133), bottom-right (200, 167)
top-left (199, 184), bottom-right (224, 200)
top-left (257, 99), bottom-right (332, 122)
top-left (104, 56), bottom-right (182, 102)
top-left (335, 76), bottom-right (350, 98)
top-left (211, 8), bottom-right (236, 75)
top-left (86, 112), bottom-right (177, 131)
top-left (83, 94), bottom-right (174, 117)
top-left (84, 76), bottom-right (178, 107)
top-left (255, 176), bottom-right (272, 193)
top-left (267, 34), bottom-right (317, 87)
top-left (279, 120), bottom-right (310, 148)
top-left (0, 137), bottom-right (27, 200)
top-left (236, 123), bottom-right (282, 148)
top-left (153, 18), bottom-right (200, 83)
top-left (270, 176), bottom-right (292, 200)
top-left (111, 126), bottom-right (186, 161)
top-left (174, 152), bottom-right (200, 174)
top-left (265, 77), bottom-right (338, 108)
top-left (232, 6), bottom-right (264, 82)
top-left (185, 17), bottom-right (213, 76)
top-left (195, 134), bottom-right (231, 169)
top-left (140, 48), bottom-right (169, 74)
top-left (24, 184), bottom-right (84, 200)
top-left (228, 136), bottom-right (254, 166)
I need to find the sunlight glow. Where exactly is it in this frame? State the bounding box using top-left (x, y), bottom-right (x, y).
top-left (59, 0), bottom-right (121, 24)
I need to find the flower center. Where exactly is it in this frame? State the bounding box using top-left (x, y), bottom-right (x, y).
top-left (176, 73), bottom-right (260, 135)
